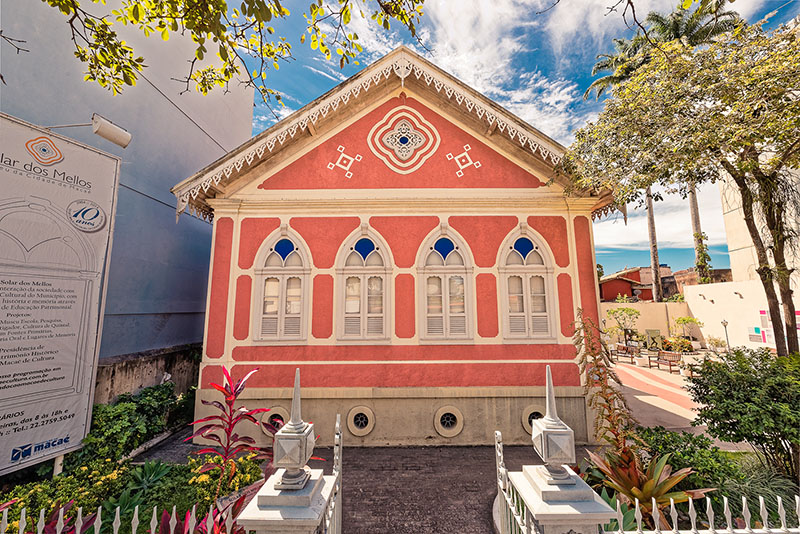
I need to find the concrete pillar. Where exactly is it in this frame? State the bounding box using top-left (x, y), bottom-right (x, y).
top-left (237, 369), bottom-right (340, 534)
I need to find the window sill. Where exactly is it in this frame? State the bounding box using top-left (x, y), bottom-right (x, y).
top-left (418, 338), bottom-right (475, 345)
top-left (500, 337), bottom-right (559, 344)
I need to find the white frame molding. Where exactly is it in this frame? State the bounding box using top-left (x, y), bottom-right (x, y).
top-left (334, 224), bottom-right (393, 343)
top-left (497, 224), bottom-right (558, 343)
top-left (251, 225), bottom-right (312, 344)
top-left (416, 224), bottom-right (474, 343)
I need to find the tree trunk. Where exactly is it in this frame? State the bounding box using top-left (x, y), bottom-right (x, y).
top-left (646, 186), bottom-right (663, 302)
top-left (724, 165), bottom-right (789, 356)
top-left (689, 184), bottom-right (709, 281)
top-left (767, 219), bottom-right (799, 354)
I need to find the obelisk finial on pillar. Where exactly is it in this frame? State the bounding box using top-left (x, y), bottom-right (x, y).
top-left (284, 368), bottom-right (304, 432)
top-left (272, 368), bottom-right (315, 490)
top-left (531, 365), bottom-right (576, 484)
top-left (542, 365), bottom-right (561, 428)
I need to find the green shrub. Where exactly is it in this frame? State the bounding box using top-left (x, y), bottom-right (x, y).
top-left (686, 349), bottom-right (800, 480)
top-left (140, 463), bottom-right (198, 516)
top-left (73, 402), bottom-right (149, 465)
top-left (637, 426), bottom-right (742, 489)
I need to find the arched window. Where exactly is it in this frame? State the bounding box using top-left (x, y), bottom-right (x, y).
top-left (419, 234), bottom-right (471, 339)
top-left (500, 235), bottom-right (554, 339)
top-left (255, 235), bottom-right (309, 340)
top-left (338, 235), bottom-right (390, 339)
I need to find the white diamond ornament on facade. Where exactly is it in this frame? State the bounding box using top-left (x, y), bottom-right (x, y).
top-left (531, 365), bottom-right (576, 485)
top-left (273, 368), bottom-right (315, 490)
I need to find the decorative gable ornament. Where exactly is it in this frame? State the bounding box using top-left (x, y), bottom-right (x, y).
top-left (367, 106), bottom-right (440, 174)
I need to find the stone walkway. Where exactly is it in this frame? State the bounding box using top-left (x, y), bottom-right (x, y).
top-left (615, 362), bottom-right (700, 432)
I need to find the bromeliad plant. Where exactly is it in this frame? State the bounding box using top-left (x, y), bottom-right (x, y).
top-left (588, 450), bottom-right (714, 529)
top-left (187, 367), bottom-right (278, 503)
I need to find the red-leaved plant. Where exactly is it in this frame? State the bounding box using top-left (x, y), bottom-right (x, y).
top-left (152, 495), bottom-right (248, 534)
top-left (186, 367), bottom-right (279, 503)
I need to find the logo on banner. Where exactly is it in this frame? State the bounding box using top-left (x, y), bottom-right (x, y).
top-left (10, 444), bottom-right (32, 462)
top-left (67, 200), bottom-right (107, 232)
top-left (10, 436), bottom-right (70, 463)
top-left (25, 137), bottom-right (64, 166)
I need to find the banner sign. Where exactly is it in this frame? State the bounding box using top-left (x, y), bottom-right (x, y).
top-left (0, 113), bottom-right (119, 475)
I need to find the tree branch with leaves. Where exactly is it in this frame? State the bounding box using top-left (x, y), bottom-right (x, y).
top-left (562, 23), bottom-right (800, 356)
top-left (34, 0), bottom-right (425, 116)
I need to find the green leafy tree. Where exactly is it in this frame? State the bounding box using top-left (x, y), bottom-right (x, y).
top-left (562, 23), bottom-right (800, 356)
top-left (34, 0), bottom-right (425, 110)
top-left (686, 349), bottom-right (800, 481)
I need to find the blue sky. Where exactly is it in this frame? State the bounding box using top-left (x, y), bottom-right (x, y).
top-left (248, 0), bottom-right (799, 274)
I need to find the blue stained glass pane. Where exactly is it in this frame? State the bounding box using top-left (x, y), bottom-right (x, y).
top-left (514, 238), bottom-right (534, 260)
top-left (354, 238), bottom-right (376, 260)
top-left (274, 239), bottom-right (295, 260)
top-left (434, 238), bottom-right (455, 260)
top-left (399, 136), bottom-right (409, 145)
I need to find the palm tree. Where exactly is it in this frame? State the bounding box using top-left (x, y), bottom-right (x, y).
top-left (582, 36), bottom-right (647, 100)
top-left (584, 1), bottom-right (742, 299)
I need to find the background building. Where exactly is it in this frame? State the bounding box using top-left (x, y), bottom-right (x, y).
top-left (1, 1), bottom-right (253, 399)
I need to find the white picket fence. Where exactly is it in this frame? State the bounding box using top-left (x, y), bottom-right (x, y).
top-left (1, 418), bottom-right (344, 534)
top-left (321, 414), bottom-right (343, 534)
top-left (494, 431), bottom-right (800, 534)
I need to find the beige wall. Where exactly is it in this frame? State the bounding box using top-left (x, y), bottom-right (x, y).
top-left (600, 301), bottom-right (700, 342)
top-left (684, 280), bottom-right (800, 350)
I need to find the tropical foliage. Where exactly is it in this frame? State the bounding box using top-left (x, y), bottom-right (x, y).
top-left (563, 23), bottom-right (800, 356)
top-left (188, 367), bottom-right (275, 502)
top-left (584, 0), bottom-right (740, 99)
top-left (686, 349), bottom-right (800, 480)
top-left (573, 309), bottom-right (636, 451)
top-left (588, 450), bottom-right (714, 529)
top-left (38, 0), bottom-right (425, 106)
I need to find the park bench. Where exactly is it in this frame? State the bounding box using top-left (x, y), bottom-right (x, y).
top-left (612, 343), bottom-right (638, 364)
top-left (654, 350), bottom-right (683, 374)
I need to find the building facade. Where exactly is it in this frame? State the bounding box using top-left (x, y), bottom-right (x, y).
top-left (174, 48), bottom-right (611, 446)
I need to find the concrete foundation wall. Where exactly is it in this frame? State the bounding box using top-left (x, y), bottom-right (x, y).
top-left (94, 343), bottom-right (201, 404)
top-left (196, 384), bottom-right (590, 447)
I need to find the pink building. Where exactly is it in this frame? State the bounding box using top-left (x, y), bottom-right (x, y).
top-left (172, 48), bottom-right (612, 446)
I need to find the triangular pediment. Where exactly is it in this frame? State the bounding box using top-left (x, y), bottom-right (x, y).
top-left (236, 94), bottom-right (548, 195)
top-left (173, 46), bottom-right (611, 219)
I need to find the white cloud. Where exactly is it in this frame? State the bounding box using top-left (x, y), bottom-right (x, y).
top-left (593, 182), bottom-right (727, 250)
top-left (252, 104), bottom-right (295, 131)
top-left (537, 0), bottom-right (767, 56)
top-left (487, 71), bottom-right (597, 144)
top-left (303, 63), bottom-right (347, 82)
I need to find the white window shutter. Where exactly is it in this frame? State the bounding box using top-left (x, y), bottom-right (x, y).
top-left (531, 316), bottom-right (549, 335)
top-left (283, 316), bottom-right (301, 337)
top-left (509, 315), bottom-right (527, 335)
top-left (449, 315), bottom-right (467, 336)
top-left (367, 316), bottom-right (383, 336)
top-left (261, 316), bottom-right (278, 337)
top-left (427, 315), bottom-right (444, 336)
top-left (344, 316), bottom-right (361, 336)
